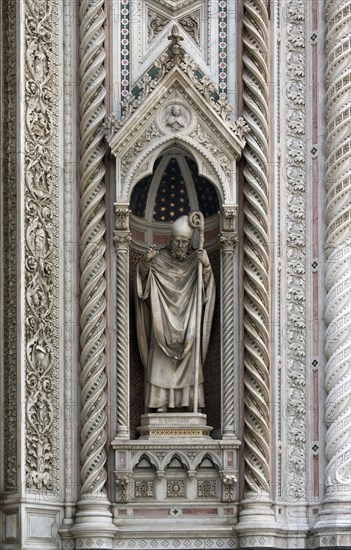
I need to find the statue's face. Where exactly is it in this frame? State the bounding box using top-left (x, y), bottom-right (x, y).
top-left (171, 106), bottom-right (180, 116)
top-left (170, 236), bottom-right (192, 260)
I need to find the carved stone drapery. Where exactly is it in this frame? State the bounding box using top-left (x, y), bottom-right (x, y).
top-left (114, 206), bottom-right (131, 438)
top-left (78, 0), bottom-right (108, 498)
top-left (24, 0), bottom-right (60, 493)
top-left (221, 207), bottom-right (238, 438)
top-left (241, 0), bottom-right (271, 502)
top-left (323, 0), bottom-right (351, 509)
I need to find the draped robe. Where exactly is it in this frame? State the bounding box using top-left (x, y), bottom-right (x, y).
top-left (136, 247), bottom-right (215, 410)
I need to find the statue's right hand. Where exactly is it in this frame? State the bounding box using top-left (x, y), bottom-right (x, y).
top-left (144, 247), bottom-right (157, 262)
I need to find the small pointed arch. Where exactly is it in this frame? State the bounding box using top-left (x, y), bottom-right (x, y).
top-left (193, 452), bottom-right (221, 471)
top-left (161, 451), bottom-right (191, 472)
top-left (131, 452), bottom-right (159, 472)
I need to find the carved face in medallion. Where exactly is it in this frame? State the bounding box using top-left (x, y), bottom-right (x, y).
top-left (161, 103), bottom-right (191, 133)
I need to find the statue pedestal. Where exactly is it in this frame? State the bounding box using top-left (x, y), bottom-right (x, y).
top-left (111, 414), bottom-right (241, 547)
top-left (138, 412), bottom-right (212, 439)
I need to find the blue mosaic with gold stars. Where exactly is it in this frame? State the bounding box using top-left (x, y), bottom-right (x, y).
top-left (153, 158), bottom-right (190, 222)
top-left (130, 156), bottom-right (220, 221)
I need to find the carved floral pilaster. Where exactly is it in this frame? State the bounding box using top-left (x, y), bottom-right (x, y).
top-left (323, 0), bottom-right (351, 506)
top-left (284, 0), bottom-right (307, 502)
top-left (24, 0), bottom-right (60, 493)
top-left (2, 0), bottom-right (17, 492)
top-left (114, 206), bottom-right (131, 438)
top-left (242, 0), bottom-right (271, 500)
top-left (220, 206), bottom-right (238, 438)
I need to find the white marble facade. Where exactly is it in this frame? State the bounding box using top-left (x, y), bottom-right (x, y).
top-left (0, 1), bottom-right (350, 549)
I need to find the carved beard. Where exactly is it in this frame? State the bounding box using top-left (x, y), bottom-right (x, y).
top-left (170, 240), bottom-right (191, 260)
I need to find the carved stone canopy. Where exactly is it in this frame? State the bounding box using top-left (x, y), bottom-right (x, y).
top-left (106, 64), bottom-right (246, 205)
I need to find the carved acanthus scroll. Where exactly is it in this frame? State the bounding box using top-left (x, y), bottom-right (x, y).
top-left (148, 9), bottom-right (170, 42)
top-left (179, 12), bottom-right (200, 46)
top-left (24, 0), bottom-right (60, 493)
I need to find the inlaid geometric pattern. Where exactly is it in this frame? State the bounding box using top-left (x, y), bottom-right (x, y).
top-left (120, 0), bottom-right (130, 98)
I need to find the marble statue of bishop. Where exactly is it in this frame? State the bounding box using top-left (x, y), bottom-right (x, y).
top-left (135, 214), bottom-right (215, 412)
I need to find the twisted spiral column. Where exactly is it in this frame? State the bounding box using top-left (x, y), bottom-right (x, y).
top-left (324, 0), bottom-right (351, 506)
top-left (79, 0), bottom-right (108, 498)
top-left (221, 208), bottom-right (237, 438)
top-left (242, 0), bottom-right (270, 499)
top-left (114, 207), bottom-right (131, 438)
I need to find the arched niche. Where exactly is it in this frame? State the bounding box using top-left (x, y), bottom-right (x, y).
top-left (108, 63), bottom-right (243, 440)
top-left (127, 146), bottom-right (222, 434)
top-left (113, 146), bottom-right (238, 440)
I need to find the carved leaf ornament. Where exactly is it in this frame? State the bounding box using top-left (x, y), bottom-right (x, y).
top-left (24, 0), bottom-right (60, 491)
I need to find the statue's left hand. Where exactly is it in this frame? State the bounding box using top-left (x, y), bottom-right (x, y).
top-left (197, 249), bottom-right (210, 268)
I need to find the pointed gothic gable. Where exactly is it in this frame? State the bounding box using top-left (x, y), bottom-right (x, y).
top-left (106, 32), bottom-right (248, 203)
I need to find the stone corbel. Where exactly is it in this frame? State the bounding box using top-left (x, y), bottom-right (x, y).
top-left (220, 471), bottom-right (238, 502)
top-left (220, 206), bottom-right (238, 438)
top-left (114, 204), bottom-right (131, 438)
top-left (115, 472), bottom-right (132, 503)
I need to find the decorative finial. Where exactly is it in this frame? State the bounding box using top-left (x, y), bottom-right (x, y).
top-left (168, 25), bottom-right (183, 65)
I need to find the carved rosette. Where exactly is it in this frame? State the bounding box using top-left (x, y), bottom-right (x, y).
top-left (24, 0), bottom-right (60, 493)
top-left (114, 207), bottom-right (131, 438)
top-left (284, 0), bottom-right (307, 501)
top-left (324, 0), bottom-right (351, 502)
top-left (221, 207), bottom-right (238, 437)
top-left (2, 0), bottom-right (17, 492)
top-left (79, 0), bottom-right (108, 496)
top-left (242, 0), bottom-right (270, 496)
